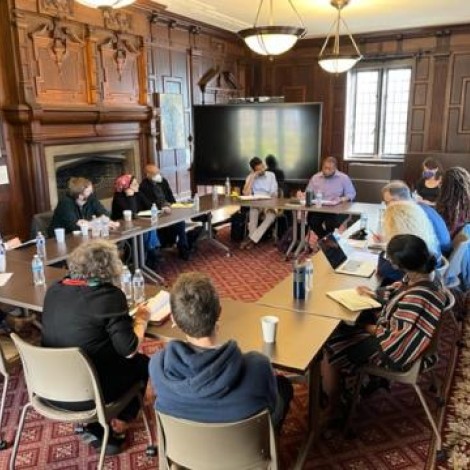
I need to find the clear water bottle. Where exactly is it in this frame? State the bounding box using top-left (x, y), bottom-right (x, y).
top-left (212, 186), bottom-right (218, 205)
top-left (360, 213), bottom-right (369, 231)
top-left (0, 239), bottom-right (6, 273)
top-left (150, 203), bottom-right (159, 225)
top-left (225, 177), bottom-right (231, 197)
top-left (101, 216), bottom-right (110, 238)
top-left (305, 258), bottom-right (313, 292)
top-left (91, 216), bottom-right (101, 238)
top-left (193, 193), bottom-right (200, 211)
top-left (120, 265), bottom-right (133, 304)
top-left (31, 254), bottom-right (45, 286)
top-left (132, 268), bottom-right (145, 305)
top-left (36, 231), bottom-right (46, 258)
top-left (315, 192), bottom-right (323, 208)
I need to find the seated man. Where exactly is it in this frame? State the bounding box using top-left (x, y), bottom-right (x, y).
top-left (380, 180), bottom-right (452, 256)
top-left (240, 157), bottom-right (278, 250)
top-left (149, 272), bottom-right (292, 430)
top-left (48, 177), bottom-right (118, 237)
top-left (303, 157), bottom-right (356, 239)
top-left (139, 164), bottom-right (191, 260)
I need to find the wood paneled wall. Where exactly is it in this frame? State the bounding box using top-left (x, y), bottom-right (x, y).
top-left (253, 24), bottom-right (470, 179)
top-left (0, 0), bottom-right (247, 238)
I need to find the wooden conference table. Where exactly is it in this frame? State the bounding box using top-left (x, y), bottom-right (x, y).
top-left (147, 298), bottom-right (340, 470)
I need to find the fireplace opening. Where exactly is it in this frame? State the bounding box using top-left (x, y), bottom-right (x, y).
top-left (44, 140), bottom-right (141, 209)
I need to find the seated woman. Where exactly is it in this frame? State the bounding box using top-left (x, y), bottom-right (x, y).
top-left (436, 166), bottom-right (470, 238)
top-left (111, 174), bottom-right (161, 268)
top-left (41, 239), bottom-right (151, 454)
top-left (375, 201), bottom-right (441, 286)
top-left (322, 234), bottom-right (450, 422)
top-left (414, 157), bottom-right (443, 205)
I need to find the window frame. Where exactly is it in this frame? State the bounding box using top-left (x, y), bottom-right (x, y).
top-left (345, 59), bottom-right (413, 161)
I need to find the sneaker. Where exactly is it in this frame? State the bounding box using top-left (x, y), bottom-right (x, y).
top-left (81, 423), bottom-right (124, 456)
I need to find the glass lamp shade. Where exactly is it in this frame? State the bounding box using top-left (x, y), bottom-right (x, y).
top-left (318, 54), bottom-right (361, 74)
top-left (75, 0), bottom-right (135, 8)
top-left (239, 26), bottom-right (305, 56)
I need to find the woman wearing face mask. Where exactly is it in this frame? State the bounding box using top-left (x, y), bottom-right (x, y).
top-left (414, 157), bottom-right (443, 205)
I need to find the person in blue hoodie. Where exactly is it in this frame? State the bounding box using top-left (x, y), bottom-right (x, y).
top-left (149, 272), bottom-right (292, 430)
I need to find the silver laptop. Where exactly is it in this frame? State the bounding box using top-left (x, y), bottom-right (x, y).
top-left (319, 234), bottom-right (376, 278)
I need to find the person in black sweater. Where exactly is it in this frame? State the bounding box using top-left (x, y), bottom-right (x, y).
top-left (48, 177), bottom-right (119, 237)
top-left (111, 174), bottom-right (161, 266)
top-left (42, 239), bottom-right (151, 454)
top-left (139, 164), bottom-right (190, 260)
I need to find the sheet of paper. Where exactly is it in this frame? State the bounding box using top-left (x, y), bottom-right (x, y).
top-left (239, 195), bottom-right (272, 201)
top-left (0, 273), bottom-right (13, 286)
top-left (327, 288), bottom-right (381, 311)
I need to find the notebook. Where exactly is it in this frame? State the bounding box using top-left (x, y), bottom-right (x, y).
top-left (319, 233), bottom-right (376, 278)
top-left (327, 289), bottom-right (381, 311)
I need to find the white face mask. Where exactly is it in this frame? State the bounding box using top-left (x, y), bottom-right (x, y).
top-left (152, 174), bottom-right (163, 183)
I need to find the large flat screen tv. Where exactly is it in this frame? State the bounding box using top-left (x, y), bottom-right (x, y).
top-left (193, 103), bottom-right (322, 185)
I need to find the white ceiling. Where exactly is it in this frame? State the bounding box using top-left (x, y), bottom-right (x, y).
top-left (158, 0), bottom-right (470, 37)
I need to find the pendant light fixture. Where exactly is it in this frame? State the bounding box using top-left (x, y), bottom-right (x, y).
top-left (239, 0), bottom-right (306, 57)
top-left (318, 0), bottom-right (362, 74)
top-left (75, 0), bottom-right (135, 9)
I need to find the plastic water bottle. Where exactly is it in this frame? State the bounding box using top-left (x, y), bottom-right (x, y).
top-left (132, 268), bottom-right (145, 305)
top-left (0, 239), bottom-right (6, 273)
top-left (31, 254), bottom-right (45, 286)
top-left (193, 193), bottom-right (200, 211)
top-left (101, 216), bottom-right (110, 238)
top-left (225, 177), bottom-right (231, 197)
top-left (212, 186), bottom-right (218, 205)
top-left (120, 265), bottom-right (133, 304)
top-left (360, 213), bottom-right (369, 231)
top-left (36, 231), bottom-right (46, 259)
top-left (150, 203), bottom-right (159, 225)
top-left (293, 261), bottom-right (306, 300)
top-left (315, 192), bottom-right (323, 208)
top-left (305, 258), bottom-right (313, 292)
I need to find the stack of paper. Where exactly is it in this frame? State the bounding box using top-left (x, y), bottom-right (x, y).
top-left (327, 289), bottom-right (381, 312)
top-left (239, 194), bottom-right (272, 201)
top-left (146, 290), bottom-right (171, 323)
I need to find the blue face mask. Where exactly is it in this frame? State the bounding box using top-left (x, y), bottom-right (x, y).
top-left (422, 170), bottom-right (435, 179)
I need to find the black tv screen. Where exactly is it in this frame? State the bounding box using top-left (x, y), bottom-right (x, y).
top-left (193, 103), bottom-right (322, 185)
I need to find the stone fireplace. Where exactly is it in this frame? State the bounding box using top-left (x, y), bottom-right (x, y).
top-left (44, 140), bottom-right (141, 209)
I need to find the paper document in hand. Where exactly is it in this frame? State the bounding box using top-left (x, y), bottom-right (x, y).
top-left (327, 289), bottom-right (381, 312)
top-left (239, 194), bottom-right (272, 201)
top-left (130, 290), bottom-right (171, 324)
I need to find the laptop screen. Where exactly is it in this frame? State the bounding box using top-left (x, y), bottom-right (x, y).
top-left (318, 234), bottom-right (348, 269)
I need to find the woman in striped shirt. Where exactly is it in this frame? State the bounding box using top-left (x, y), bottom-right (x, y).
top-left (322, 234), bottom-right (449, 421)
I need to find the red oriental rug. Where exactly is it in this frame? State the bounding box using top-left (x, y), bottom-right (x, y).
top-left (0, 229), bottom-right (462, 469)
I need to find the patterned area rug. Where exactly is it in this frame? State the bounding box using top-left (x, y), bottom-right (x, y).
top-left (0, 230), bottom-right (461, 469)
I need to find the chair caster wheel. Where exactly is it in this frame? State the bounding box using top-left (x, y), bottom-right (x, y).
top-left (436, 449), bottom-right (447, 462)
top-left (74, 425), bottom-right (85, 434)
top-left (0, 439), bottom-right (8, 450)
top-left (146, 445), bottom-right (158, 457)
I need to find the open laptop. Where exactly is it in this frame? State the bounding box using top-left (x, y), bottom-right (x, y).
top-left (319, 233), bottom-right (376, 278)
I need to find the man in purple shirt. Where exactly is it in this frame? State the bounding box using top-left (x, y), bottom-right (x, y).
top-left (305, 156), bottom-right (356, 238)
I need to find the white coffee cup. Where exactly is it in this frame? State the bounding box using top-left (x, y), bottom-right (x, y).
top-left (81, 223), bottom-right (89, 237)
top-left (54, 228), bottom-right (65, 243)
top-left (261, 316), bottom-right (279, 343)
top-left (123, 210), bottom-right (132, 222)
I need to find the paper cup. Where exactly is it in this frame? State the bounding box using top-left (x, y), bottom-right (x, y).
top-left (54, 228), bottom-right (65, 243)
top-left (123, 210), bottom-right (132, 222)
top-left (261, 315), bottom-right (279, 343)
top-left (80, 224), bottom-right (89, 237)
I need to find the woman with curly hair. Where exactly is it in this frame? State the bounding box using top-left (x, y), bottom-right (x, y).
top-left (436, 166), bottom-right (470, 238)
top-left (42, 239), bottom-right (151, 455)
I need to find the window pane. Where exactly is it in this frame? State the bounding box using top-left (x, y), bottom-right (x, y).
top-left (382, 68), bottom-right (412, 155)
top-left (352, 70), bottom-right (379, 155)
